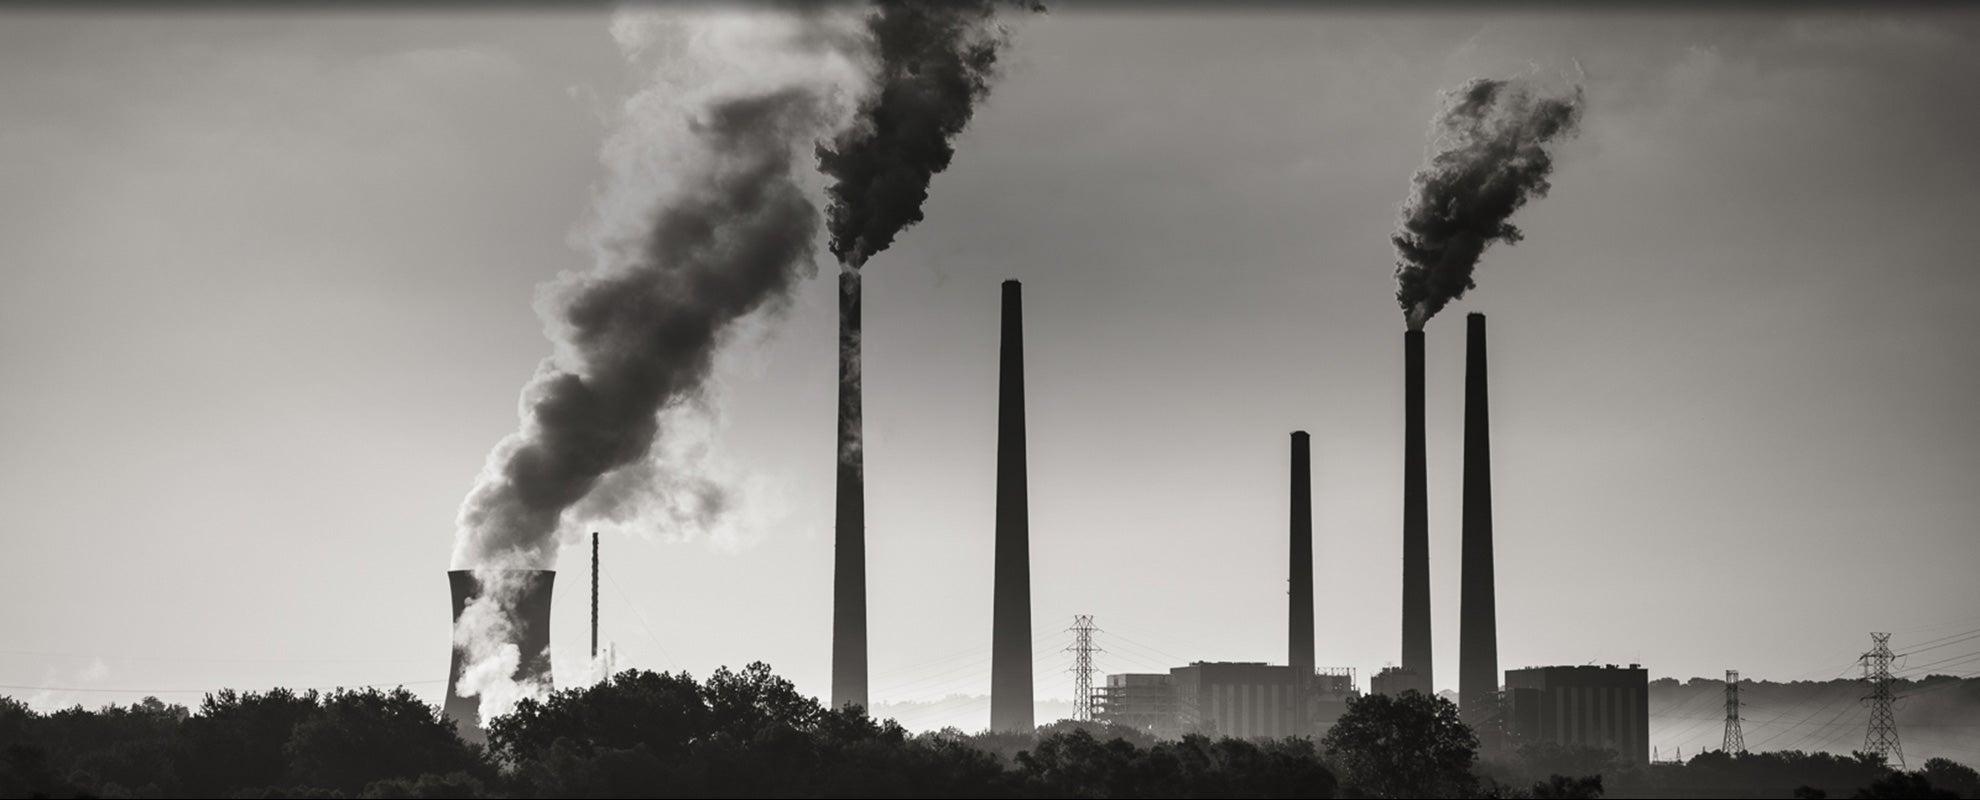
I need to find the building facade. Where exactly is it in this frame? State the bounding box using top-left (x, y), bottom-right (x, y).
top-left (1094, 673), bottom-right (1180, 739)
top-left (1095, 664), bottom-right (1357, 740)
top-left (1503, 664), bottom-right (1650, 765)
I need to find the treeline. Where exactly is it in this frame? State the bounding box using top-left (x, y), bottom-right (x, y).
top-left (1, 662), bottom-right (1975, 799)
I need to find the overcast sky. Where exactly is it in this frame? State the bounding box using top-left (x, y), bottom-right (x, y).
top-left (2, 4), bottom-right (1978, 738)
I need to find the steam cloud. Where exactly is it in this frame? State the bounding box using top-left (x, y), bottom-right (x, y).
top-left (1392, 77), bottom-right (1583, 330)
top-left (446, 8), bottom-right (867, 720)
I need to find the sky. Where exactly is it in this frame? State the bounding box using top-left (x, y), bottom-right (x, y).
top-left (2, 4), bottom-right (1978, 741)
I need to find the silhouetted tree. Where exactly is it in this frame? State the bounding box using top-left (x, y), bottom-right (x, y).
top-left (286, 687), bottom-right (483, 795)
top-left (1923, 757), bottom-right (1980, 799)
top-left (1528, 773), bottom-right (1604, 798)
top-left (180, 687), bottom-right (323, 794)
top-left (1852, 770), bottom-right (1958, 799)
top-left (1322, 690), bottom-right (1478, 798)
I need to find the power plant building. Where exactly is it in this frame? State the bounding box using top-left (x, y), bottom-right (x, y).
top-left (1503, 665), bottom-right (1650, 766)
top-left (1094, 673), bottom-right (1180, 739)
top-left (1096, 663), bottom-right (1355, 740)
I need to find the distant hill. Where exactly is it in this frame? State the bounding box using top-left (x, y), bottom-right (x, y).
top-left (1648, 674), bottom-right (1980, 765)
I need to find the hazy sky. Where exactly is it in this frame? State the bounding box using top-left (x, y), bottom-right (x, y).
top-left (3, 5), bottom-right (1978, 740)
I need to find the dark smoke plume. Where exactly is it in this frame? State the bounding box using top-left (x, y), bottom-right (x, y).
top-left (1392, 78), bottom-right (1583, 330)
top-left (817, 0), bottom-right (1031, 271)
top-left (451, 13), bottom-right (862, 572)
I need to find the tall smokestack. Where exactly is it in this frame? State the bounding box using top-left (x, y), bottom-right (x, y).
top-left (445, 569), bottom-right (554, 742)
top-left (1459, 312), bottom-right (1499, 732)
top-left (1289, 431), bottom-right (1314, 673)
top-left (832, 271), bottom-right (868, 710)
top-left (1402, 331), bottom-right (1433, 693)
top-left (990, 279), bottom-right (1033, 733)
top-left (590, 533), bottom-right (599, 661)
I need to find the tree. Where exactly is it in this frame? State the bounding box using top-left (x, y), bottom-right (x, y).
top-left (1529, 774), bottom-right (1604, 799)
top-left (285, 687), bottom-right (483, 795)
top-left (180, 687), bottom-right (322, 794)
top-left (1852, 771), bottom-right (1957, 799)
top-left (1922, 758), bottom-right (1980, 799)
top-left (1322, 690), bottom-right (1478, 799)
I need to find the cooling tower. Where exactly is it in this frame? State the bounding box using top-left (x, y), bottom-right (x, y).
top-left (1459, 312), bottom-right (1499, 732)
top-left (990, 279), bottom-right (1034, 733)
top-left (832, 270), bottom-right (868, 710)
top-left (1401, 330), bottom-right (1433, 694)
top-left (1289, 431), bottom-right (1314, 673)
top-left (445, 569), bottom-right (554, 740)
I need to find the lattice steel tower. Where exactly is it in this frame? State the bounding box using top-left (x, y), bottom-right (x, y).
top-left (1068, 615), bottom-right (1099, 722)
top-left (1862, 632), bottom-right (1904, 768)
top-left (1722, 669), bottom-right (1746, 754)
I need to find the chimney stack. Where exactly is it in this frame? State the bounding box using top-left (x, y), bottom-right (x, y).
top-left (990, 279), bottom-right (1034, 733)
top-left (1401, 330), bottom-right (1433, 694)
top-left (1289, 431), bottom-right (1314, 673)
top-left (1459, 312), bottom-right (1499, 731)
top-left (444, 569), bottom-right (554, 742)
top-left (832, 271), bottom-right (868, 710)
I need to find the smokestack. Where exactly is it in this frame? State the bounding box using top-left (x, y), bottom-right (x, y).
top-left (445, 569), bottom-right (554, 742)
top-left (1289, 431), bottom-right (1314, 673)
top-left (590, 533), bottom-right (599, 661)
top-left (832, 271), bottom-right (868, 710)
top-left (990, 279), bottom-right (1033, 733)
top-left (1459, 312), bottom-right (1499, 731)
top-left (1402, 330), bottom-right (1433, 693)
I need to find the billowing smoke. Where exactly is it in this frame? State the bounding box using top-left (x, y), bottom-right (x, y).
top-left (816, 0), bottom-right (1029, 470)
top-left (447, 8), bottom-right (868, 720)
top-left (1392, 78), bottom-right (1583, 330)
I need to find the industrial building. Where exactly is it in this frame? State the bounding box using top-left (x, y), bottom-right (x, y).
top-left (1094, 673), bottom-right (1180, 739)
top-left (1369, 665), bottom-right (1431, 697)
top-left (1095, 663), bottom-right (1355, 740)
top-left (1504, 664), bottom-right (1650, 765)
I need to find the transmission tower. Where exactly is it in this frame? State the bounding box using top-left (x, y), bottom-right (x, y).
top-left (1067, 615), bottom-right (1100, 722)
top-left (1722, 669), bottom-right (1746, 754)
top-left (1862, 632), bottom-right (1904, 768)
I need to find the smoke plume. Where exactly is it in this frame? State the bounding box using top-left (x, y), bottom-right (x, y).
top-left (816, 1), bottom-right (1028, 477)
top-left (446, 8), bottom-right (867, 721)
top-left (817, 0), bottom-right (1026, 271)
top-left (449, 10), bottom-right (865, 574)
top-left (1392, 78), bottom-right (1583, 330)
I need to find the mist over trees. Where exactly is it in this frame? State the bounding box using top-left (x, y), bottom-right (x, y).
top-left (1, 665), bottom-right (1975, 799)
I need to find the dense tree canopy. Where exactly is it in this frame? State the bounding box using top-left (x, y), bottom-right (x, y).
top-left (0, 666), bottom-right (1973, 799)
top-left (1322, 690), bottom-right (1479, 799)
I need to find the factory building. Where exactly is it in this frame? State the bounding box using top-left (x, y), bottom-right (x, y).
top-left (1369, 665), bottom-right (1431, 697)
top-left (1095, 663), bottom-right (1355, 740)
top-left (1095, 673), bottom-right (1180, 739)
top-left (1504, 665), bottom-right (1649, 766)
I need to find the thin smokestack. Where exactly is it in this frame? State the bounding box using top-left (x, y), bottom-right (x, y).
top-left (590, 533), bottom-right (598, 661)
top-left (1290, 431), bottom-right (1314, 673)
top-left (445, 569), bottom-right (554, 743)
top-left (1402, 330), bottom-right (1433, 692)
top-left (990, 279), bottom-right (1033, 733)
top-left (832, 271), bottom-right (868, 710)
top-left (1459, 312), bottom-right (1499, 731)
